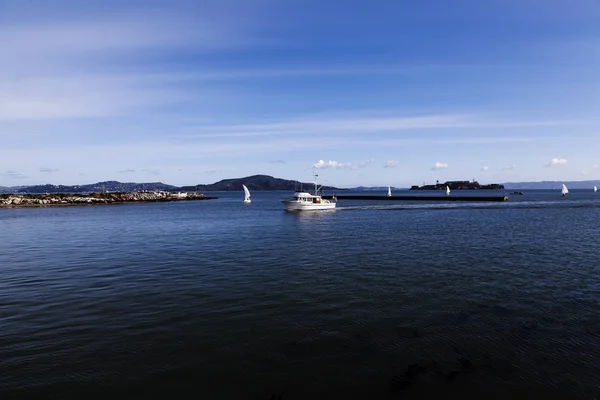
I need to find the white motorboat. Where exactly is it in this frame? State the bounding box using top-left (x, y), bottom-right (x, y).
top-left (242, 184), bottom-right (251, 204)
top-left (281, 174), bottom-right (336, 211)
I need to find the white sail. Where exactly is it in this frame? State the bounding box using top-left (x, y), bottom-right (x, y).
top-left (561, 184), bottom-right (568, 196)
top-left (594, 186), bottom-right (598, 192)
top-left (242, 184), bottom-right (251, 203)
top-left (446, 186), bottom-right (451, 196)
top-left (386, 186), bottom-right (392, 197)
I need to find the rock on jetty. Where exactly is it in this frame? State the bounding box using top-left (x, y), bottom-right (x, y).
top-left (0, 191), bottom-right (217, 207)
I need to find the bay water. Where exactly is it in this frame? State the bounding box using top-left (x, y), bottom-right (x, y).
top-left (1, 190), bottom-right (599, 399)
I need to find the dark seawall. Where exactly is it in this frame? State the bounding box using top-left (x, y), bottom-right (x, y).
top-left (323, 195), bottom-right (509, 202)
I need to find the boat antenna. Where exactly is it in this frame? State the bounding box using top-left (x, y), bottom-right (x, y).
top-left (318, 179), bottom-right (328, 193)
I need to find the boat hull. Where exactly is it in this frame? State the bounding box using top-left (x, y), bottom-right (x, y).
top-left (281, 200), bottom-right (336, 211)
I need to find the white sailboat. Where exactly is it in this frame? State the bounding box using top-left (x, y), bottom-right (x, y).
top-left (386, 186), bottom-right (392, 197)
top-left (561, 184), bottom-right (569, 197)
top-left (446, 186), bottom-right (451, 196)
top-left (594, 186), bottom-right (598, 193)
top-left (242, 184), bottom-right (251, 204)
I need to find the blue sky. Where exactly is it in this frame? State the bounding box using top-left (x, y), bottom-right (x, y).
top-left (0, 0), bottom-right (598, 188)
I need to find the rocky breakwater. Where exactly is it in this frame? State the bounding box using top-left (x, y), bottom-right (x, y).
top-left (0, 191), bottom-right (217, 207)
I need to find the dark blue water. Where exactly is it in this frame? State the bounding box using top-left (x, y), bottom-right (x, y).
top-left (1, 190), bottom-right (600, 399)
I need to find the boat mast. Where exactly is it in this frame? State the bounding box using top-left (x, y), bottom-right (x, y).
top-left (313, 173), bottom-right (318, 195)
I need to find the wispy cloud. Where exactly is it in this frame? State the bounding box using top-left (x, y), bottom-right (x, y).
top-left (172, 114), bottom-right (564, 140)
top-left (480, 166), bottom-right (489, 171)
top-left (312, 159), bottom-right (372, 170)
top-left (502, 164), bottom-right (517, 170)
top-left (313, 160), bottom-right (352, 169)
top-left (1, 3), bottom-right (267, 65)
top-left (384, 161), bottom-right (399, 168)
top-left (356, 159), bottom-right (373, 168)
top-left (545, 157), bottom-right (567, 167)
top-left (431, 162), bottom-right (448, 171)
top-left (268, 160), bottom-right (286, 164)
top-left (3, 170), bottom-right (27, 179)
top-left (118, 169), bottom-right (136, 173)
top-left (39, 168), bottom-right (58, 173)
top-left (0, 1), bottom-right (271, 121)
top-left (206, 169), bottom-right (222, 174)
top-left (141, 169), bottom-right (160, 176)
top-left (0, 74), bottom-right (198, 121)
top-left (593, 164), bottom-right (599, 169)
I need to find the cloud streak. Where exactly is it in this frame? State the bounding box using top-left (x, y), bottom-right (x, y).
top-left (0, 2), bottom-right (267, 68)
top-left (0, 1), bottom-right (271, 121)
top-left (312, 159), bottom-right (372, 170)
top-left (172, 114), bottom-right (567, 140)
top-left (502, 164), bottom-right (517, 170)
top-left (313, 160), bottom-right (352, 169)
top-left (39, 168), bottom-right (58, 173)
top-left (3, 170), bottom-right (27, 179)
top-left (545, 157), bottom-right (568, 167)
top-left (431, 162), bottom-right (449, 171)
top-left (384, 161), bottom-right (399, 168)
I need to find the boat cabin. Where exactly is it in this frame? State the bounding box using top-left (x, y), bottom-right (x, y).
top-left (293, 192), bottom-right (322, 203)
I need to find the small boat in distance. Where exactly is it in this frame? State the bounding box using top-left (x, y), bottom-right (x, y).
top-left (386, 186), bottom-right (392, 197)
top-left (561, 184), bottom-right (569, 197)
top-left (281, 174), bottom-right (336, 211)
top-left (242, 184), bottom-right (251, 204)
top-left (446, 186), bottom-right (451, 196)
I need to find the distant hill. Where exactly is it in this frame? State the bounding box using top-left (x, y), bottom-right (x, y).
top-left (179, 174), bottom-right (341, 191)
top-left (0, 185), bottom-right (25, 194)
top-left (503, 180), bottom-right (600, 189)
top-left (3, 175), bottom-right (342, 194)
top-left (15, 181), bottom-right (178, 194)
top-left (10, 175), bottom-right (596, 193)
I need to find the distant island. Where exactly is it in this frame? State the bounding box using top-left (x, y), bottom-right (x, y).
top-left (410, 180), bottom-right (505, 190)
top-left (0, 175), bottom-right (342, 194)
top-left (178, 175), bottom-right (341, 192)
